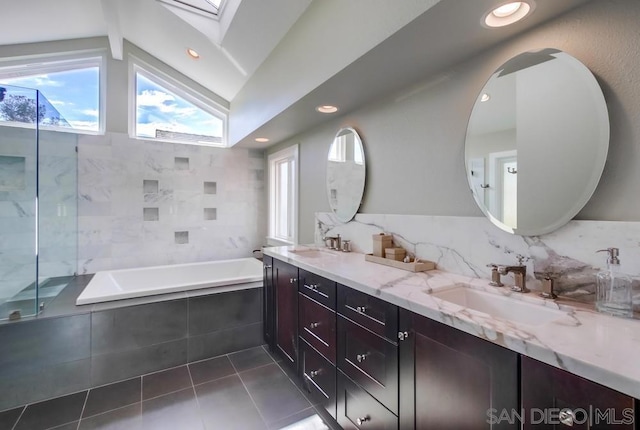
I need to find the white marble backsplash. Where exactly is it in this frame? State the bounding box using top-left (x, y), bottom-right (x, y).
top-left (315, 212), bottom-right (640, 305)
top-left (77, 132), bottom-right (266, 274)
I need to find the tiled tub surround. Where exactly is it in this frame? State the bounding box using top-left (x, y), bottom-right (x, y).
top-left (264, 245), bottom-right (640, 400)
top-left (77, 132), bottom-right (266, 274)
top-left (315, 212), bottom-right (640, 305)
top-left (0, 281), bottom-right (263, 412)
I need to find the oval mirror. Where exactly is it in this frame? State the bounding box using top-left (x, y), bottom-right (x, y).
top-left (326, 127), bottom-right (366, 222)
top-left (465, 49), bottom-right (609, 236)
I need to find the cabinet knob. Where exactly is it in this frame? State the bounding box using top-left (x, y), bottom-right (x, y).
top-left (309, 369), bottom-right (321, 378)
top-left (356, 353), bottom-right (369, 363)
top-left (398, 331), bottom-right (409, 341)
top-left (289, 278), bottom-right (297, 284)
top-left (356, 415), bottom-right (370, 426)
top-left (309, 322), bottom-right (320, 329)
top-left (356, 306), bottom-right (367, 314)
top-left (559, 409), bottom-right (575, 426)
top-left (309, 284), bottom-right (319, 291)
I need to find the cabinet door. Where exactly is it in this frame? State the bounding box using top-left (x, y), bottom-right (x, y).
top-left (521, 356), bottom-right (635, 430)
top-left (263, 256), bottom-right (274, 348)
top-left (399, 309), bottom-right (518, 430)
top-left (274, 258), bottom-right (298, 370)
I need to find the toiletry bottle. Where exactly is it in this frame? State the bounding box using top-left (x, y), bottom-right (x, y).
top-left (595, 248), bottom-right (633, 318)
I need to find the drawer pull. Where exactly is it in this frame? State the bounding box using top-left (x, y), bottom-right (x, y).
top-left (356, 306), bottom-right (367, 314)
top-left (308, 284), bottom-right (319, 291)
top-left (559, 409), bottom-right (575, 426)
top-left (309, 322), bottom-right (320, 329)
top-left (356, 415), bottom-right (370, 426)
top-left (356, 353), bottom-right (369, 363)
top-left (309, 369), bottom-right (321, 378)
top-left (289, 278), bottom-right (297, 284)
top-left (264, 265), bottom-right (272, 269)
top-left (398, 331), bottom-right (409, 341)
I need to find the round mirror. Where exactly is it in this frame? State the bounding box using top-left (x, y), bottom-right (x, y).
top-left (465, 49), bottom-right (609, 236)
top-left (326, 127), bottom-right (366, 222)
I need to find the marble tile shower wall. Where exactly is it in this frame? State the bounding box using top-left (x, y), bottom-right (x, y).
top-left (315, 212), bottom-right (640, 307)
top-left (77, 132), bottom-right (266, 273)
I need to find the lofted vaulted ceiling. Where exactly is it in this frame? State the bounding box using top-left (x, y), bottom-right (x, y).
top-left (2, 0), bottom-right (594, 148)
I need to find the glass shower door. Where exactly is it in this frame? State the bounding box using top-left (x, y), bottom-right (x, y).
top-left (0, 84), bottom-right (38, 319)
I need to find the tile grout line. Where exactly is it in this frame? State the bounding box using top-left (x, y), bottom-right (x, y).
top-left (230, 356), bottom-right (270, 429)
top-left (186, 361), bottom-right (207, 430)
top-left (9, 406), bottom-right (26, 430)
top-left (75, 390), bottom-right (90, 430)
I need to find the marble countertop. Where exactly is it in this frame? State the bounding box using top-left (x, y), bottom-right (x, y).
top-left (264, 245), bottom-right (640, 399)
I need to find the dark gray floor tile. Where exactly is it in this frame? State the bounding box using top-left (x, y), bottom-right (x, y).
top-left (188, 356), bottom-right (235, 386)
top-left (79, 404), bottom-right (141, 430)
top-left (141, 388), bottom-right (203, 430)
top-left (143, 366), bottom-right (191, 400)
top-left (91, 339), bottom-right (187, 387)
top-left (0, 406), bottom-right (23, 430)
top-left (239, 363), bottom-right (311, 425)
top-left (229, 346), bottom-right (273, 372)
top-left (0, 314), bottom-right (90, 379)
top-left (267, 407), bottom-right (326, 430)
top-left (188, 289), bottom-right (261, 336)
top-left (195, 375), bottom-right (266, 430)
top-left (91, 299), bottom-right (187, 356)
top-left (0, 358), bottom-right (90, 412)
top-left (82, 378), bottom-right (141, 418)
top-left (14, 391), bottom-right (86, 430)
top-left (188, 322), bottom-right (263, 362)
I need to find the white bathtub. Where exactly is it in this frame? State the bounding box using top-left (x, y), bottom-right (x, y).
top-left (76, 258), bottom-right (264, 305)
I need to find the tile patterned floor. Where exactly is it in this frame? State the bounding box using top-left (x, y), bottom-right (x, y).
top-left (0, 346), bottom-right (334, 430)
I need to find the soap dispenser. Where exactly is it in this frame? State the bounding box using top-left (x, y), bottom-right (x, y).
top-left (595, 248), bottom-right (633, 318)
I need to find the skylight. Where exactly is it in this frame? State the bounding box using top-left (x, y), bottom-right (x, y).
top-left (163, 0), bottom-right (224, 17)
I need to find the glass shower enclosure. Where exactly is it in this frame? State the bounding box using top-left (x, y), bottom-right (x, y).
top-left (0, 84), bottom-right (77, 320)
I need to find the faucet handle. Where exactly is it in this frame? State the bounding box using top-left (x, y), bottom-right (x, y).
top-left (535, 272), bottom-right (558, 299)
top-left (516, 254), bottom-right (526, 266)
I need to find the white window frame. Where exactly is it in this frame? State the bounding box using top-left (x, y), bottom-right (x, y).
top-left (128, 55), bottom-right (228, 147)
top-left (268, 145), bottom-right (298, 245)
top-left (0, 50), bottom-right (107, 135)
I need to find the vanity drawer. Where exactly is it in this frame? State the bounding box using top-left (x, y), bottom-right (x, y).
top-left (337, 371), bottom-right (398, 430)
top-left (337, 315), bottom-right (398, 415)
top-left (299, 269), bottom-right (336, 310)
top-left (299, 293), bottom-right (336, 364)
top-left (338, 286), bottom-right (398, 341)
top-left (300, 339), bottom-right (337, 420)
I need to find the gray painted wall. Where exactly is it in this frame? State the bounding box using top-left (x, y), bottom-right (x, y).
top-left (268, 0), bottom-right (640, 244)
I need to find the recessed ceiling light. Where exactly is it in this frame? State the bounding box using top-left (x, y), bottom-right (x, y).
top-left (484, 1), bottom-right (533, 28)
top-left (255, 137), bottom-right (270, 143)
top-left (481, 93), bottom-right (491, 102)
top-left (187, 48), bottom-right (200, 59)
top-left (316, 105), bottom-right (339, 114)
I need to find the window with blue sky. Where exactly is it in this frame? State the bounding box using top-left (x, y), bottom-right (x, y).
top-left (0, 58), bottom-right (101, 132)
top-left (135, 69), bottom-right (225, 146)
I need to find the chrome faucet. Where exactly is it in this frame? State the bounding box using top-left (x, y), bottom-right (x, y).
top-left (536, 272), bottom-right (558, 299)
top-left (486, 264), bottom-right (504, 287)
top-left (322, 234), bottom-right (341, 250)
top-left (498, 255), bottom-right (529, 293)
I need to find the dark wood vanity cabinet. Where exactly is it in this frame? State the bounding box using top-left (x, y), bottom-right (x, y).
top-left (273, 258), bottom-right (299, 370)
top-left (398, 309), bottom-right (519, 430)
top-left (521, 356), bottom-right (636, 430)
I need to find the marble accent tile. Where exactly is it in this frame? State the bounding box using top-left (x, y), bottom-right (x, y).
top-left (204, 208), bottom-right (217, 220)
top-left (315, 212), bottom-right (640, 303)
top-left (203, 181), bottom-right (217, 194)
top-left (143, 208), bottom-right (159, 221)
top-left (175, 231), bottom-right (189, 244)
top-left (174, 157), bottom-right (189, 170)
top-left (143, 180), bottom-right (159, 194)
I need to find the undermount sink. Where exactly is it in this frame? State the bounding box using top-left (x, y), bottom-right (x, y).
top-left (431, 286), bottom-right (567, 326)
top-left (289, 248), bottom-right (338, 258)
